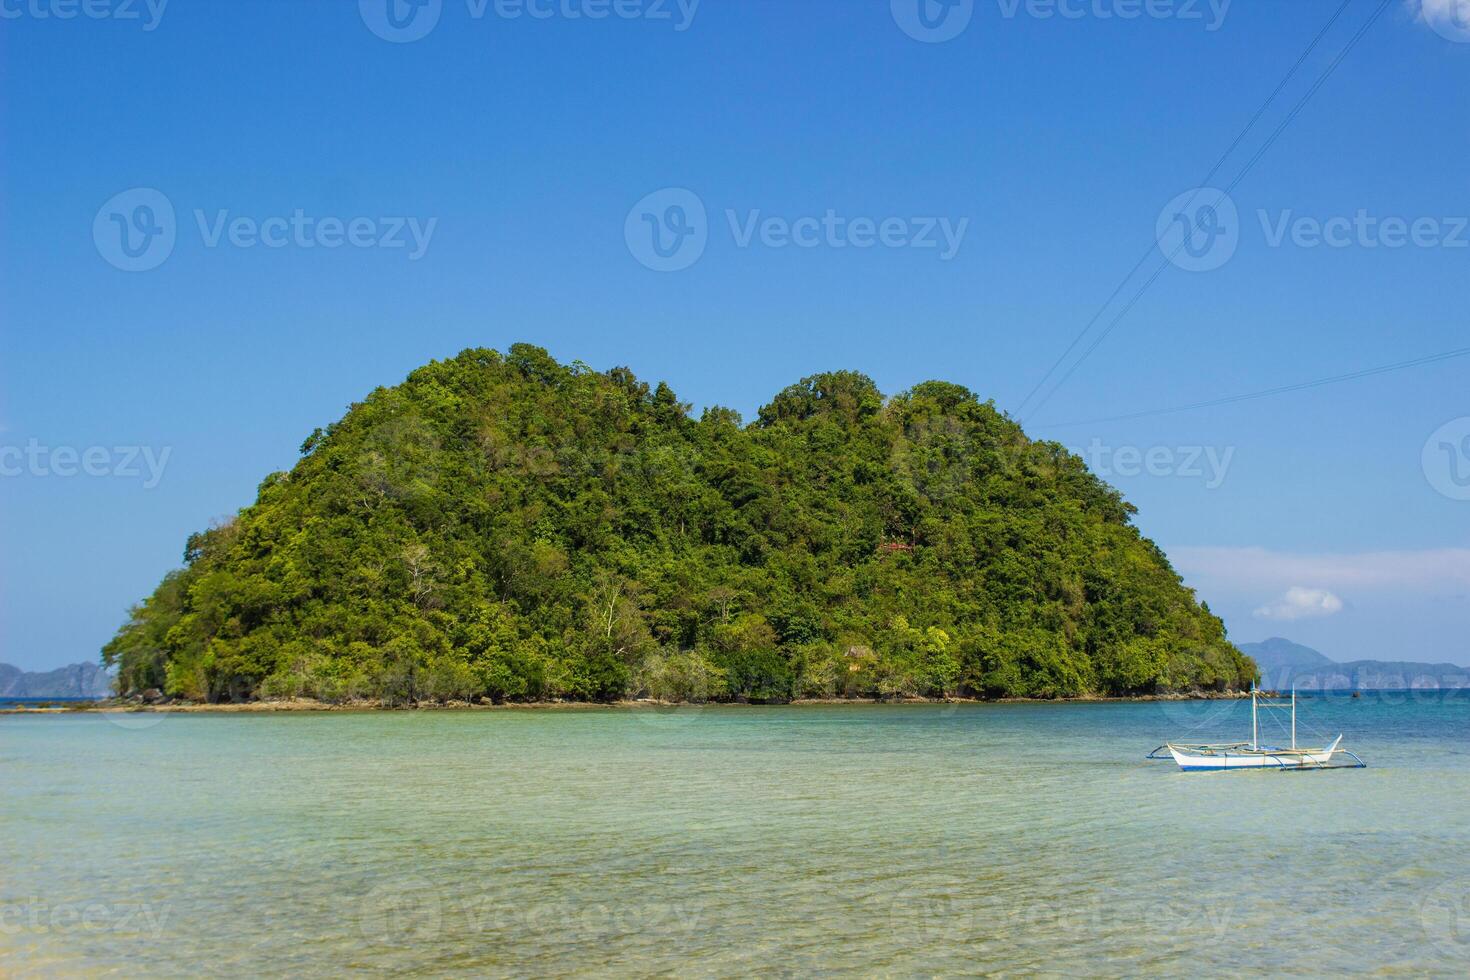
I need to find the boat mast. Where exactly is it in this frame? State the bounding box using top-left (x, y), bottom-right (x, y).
top-left (1291, 687), bottom-right (1297, 750)
top-left (1251, 684), bottom-right (1258, 751)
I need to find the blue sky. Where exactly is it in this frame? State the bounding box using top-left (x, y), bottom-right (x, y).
top-left (2, 0), bottom-right (1467, 671)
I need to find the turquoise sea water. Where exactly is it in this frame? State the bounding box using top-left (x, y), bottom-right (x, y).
top-left (3, 693), bottom-right (1469, 976)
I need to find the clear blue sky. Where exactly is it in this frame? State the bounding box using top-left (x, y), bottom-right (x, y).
top-left (3, 0), bottom-right (1467, 671)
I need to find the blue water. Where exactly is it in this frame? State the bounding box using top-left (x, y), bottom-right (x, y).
top-left (2, 692), bottom-right (1468, 975)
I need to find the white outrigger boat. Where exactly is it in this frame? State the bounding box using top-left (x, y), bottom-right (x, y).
top-left (1148, 687), bottom-right (1365, 771)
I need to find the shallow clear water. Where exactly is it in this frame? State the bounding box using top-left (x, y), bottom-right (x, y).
top-left (3, 692), bottom-right (1468, 976)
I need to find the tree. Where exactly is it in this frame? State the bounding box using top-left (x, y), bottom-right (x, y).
top-left (101, 345), bottom-right (1253, 704)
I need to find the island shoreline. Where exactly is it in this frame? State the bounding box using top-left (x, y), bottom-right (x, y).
top-left (1, 691), bottom-right (1251, 715)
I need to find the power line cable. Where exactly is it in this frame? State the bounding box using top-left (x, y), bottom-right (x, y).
top-left (1037, 346), bottom-right (1470, 428)
top-left (1014, 0), bottom-right (1358, 418)
top-left (1019, 0), bottom-right (1394, 423)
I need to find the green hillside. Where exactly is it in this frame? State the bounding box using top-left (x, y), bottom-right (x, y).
top-left (104, 345), bottom-right (1254, 704)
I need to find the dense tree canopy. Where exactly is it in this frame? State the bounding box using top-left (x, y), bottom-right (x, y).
top-left (104, 345), bottom-right (1255, 703)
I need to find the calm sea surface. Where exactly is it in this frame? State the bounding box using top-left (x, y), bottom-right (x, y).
top-left (3, 693), bottom-right (1469, 976)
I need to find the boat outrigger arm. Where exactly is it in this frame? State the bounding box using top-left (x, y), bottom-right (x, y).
top-left (1147, 687), bottom-right (1366, 771)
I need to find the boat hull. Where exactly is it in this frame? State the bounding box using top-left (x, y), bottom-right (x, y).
top-left (1167, 737), bottom-right (1341, 771)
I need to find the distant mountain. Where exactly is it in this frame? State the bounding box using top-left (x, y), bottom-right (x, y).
top-left (1241, 637), bottom-right (1334, 672)
top-left (0, 661), bottom-right (114, 699)
top-left (1240, 638), bottom-right (1470, 691)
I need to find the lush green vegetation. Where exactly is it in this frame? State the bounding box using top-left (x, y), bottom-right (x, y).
top-left (104, 345), bottom-right (1254, 703)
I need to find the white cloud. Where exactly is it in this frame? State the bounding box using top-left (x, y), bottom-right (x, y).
top-left (1254, 587), bottom-right (1345, 622)
top-left (1167, 546), bottom-right (1468, 666)
top-left (1168, 546), bottom-right (1470, 595)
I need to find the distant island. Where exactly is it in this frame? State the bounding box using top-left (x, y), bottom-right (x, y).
top-left (101, 345), bottom-right (1254, 706)
top-left (1240, 637), bottom-right (1470, 691)
top-left (0, 661), bottom-right (113, 699)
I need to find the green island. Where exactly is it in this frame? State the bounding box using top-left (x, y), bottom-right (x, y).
top-left (103, 345), bottom-right (1255, 705)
